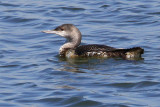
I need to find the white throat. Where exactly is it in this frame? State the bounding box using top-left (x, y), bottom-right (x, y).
top-left (59, 42), bottom-right (75, 53)
top-left (59, 30), bottom-right (81, 53)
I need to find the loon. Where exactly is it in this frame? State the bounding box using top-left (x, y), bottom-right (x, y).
top-left (42, 24), bottom-right (144, 59)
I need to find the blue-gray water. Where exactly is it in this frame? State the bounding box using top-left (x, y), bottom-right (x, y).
top-left (0, 0), bottom-right (160, 107)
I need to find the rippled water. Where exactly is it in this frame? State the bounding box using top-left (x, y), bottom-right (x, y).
top-left (0, 0), bottom-right (160, 107)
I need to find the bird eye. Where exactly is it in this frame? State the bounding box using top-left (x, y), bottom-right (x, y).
top-left (54, 26), bottom-right (64, 31)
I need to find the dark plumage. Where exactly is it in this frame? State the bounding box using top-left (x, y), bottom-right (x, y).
top-left (75, 44), bottom-right (116, 55)
top-left (75, 45), bottom-right (144, 58)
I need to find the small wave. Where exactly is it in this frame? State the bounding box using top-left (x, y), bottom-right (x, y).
top-left (0, 1), bottom-right (19, 7)
top-left (108, 81), bottom-right (159, 89)
top-left (2, 16), bottom-right (37, 23)
top-left (61, 6), bottom-right (85, 11)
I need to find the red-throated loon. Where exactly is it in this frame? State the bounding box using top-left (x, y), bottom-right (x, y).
top-left (42, 24), bottom-right (144, 59)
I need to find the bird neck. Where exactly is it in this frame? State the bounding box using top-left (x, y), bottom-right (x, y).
top-left (59, 34), bottom-right (81, 55)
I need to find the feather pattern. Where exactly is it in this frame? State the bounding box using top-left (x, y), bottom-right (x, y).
top-left (75, 44), bottom-right (144, 58)
top-left (75, 44), bottom-right (116, 55)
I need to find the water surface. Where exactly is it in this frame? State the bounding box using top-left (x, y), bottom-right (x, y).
top-left (0, 0), bottom-right (160, 107)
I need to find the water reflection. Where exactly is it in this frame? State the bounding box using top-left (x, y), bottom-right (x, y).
top-left (57, 56), bottom-right (144, 73)
top-left (56, 56), bottom-right (109, 72)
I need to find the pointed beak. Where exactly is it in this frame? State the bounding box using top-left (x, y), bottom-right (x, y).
top-left (41, 30), bottom-right (57, 34)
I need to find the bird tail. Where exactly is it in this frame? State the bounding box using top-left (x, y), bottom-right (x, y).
top-left (108, 47), bottom-right (144, 59)
top-left (125, 47), bottom-right (144, 59)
